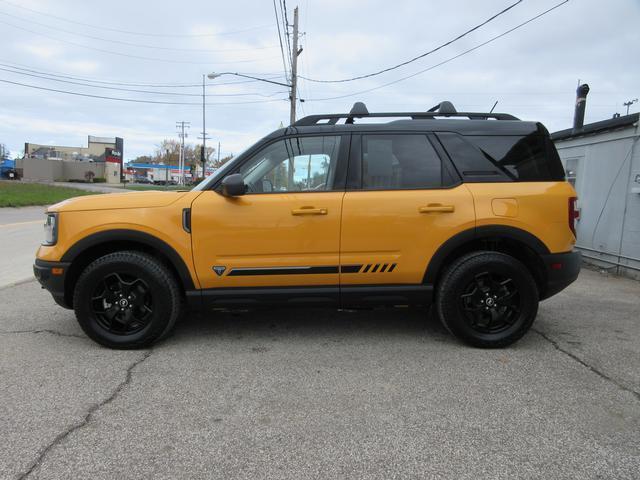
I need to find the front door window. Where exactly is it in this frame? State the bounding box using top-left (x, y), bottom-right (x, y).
top-left (239, 136), bottom-right (341, 193)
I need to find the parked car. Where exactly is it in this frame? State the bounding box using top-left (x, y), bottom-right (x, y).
top-left (0, 159), bottom-right (17, 179)
top-left (34, 102), bottom-right (580, 349)
top-left (135, 177), bottom-right (153, 184)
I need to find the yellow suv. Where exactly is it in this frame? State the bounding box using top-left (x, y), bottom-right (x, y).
top-left (34, 102), bottom-right (580, 349)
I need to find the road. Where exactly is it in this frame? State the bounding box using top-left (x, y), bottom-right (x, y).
top-left (0, 206), bottom-right (45, 287)
top-left (0, 207), bottom-right (639, 479)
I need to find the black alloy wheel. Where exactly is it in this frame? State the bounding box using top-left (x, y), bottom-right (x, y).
top-left (460, 271), bottom-right (521, 334)
top-left (91, 272), bottom-right (153, 335)
top-left (74, 251), bottom-right (182, 349)
top-left (436, 251), bottom-right (539, 348)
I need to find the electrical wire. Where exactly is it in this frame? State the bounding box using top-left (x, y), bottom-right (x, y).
top-left (0, 0), bottom-right (274, 38)
top-left (0, 10), bottom-right (278, 54)
top-left (273, 0), bottom-right (291, 81)
top-left (0, 78), bottom-right (288, 106)
top-left (0, 66), bottom-right (288, 97)
top-left (301, 0), bottom-right (524, 83)
top-left (0, 19), bottom-right (279, 65)
top-left (305, 0), bottom-right (570, 101)
top-left (0, 61), bottom-right (284, 88)
top-left (280, 0), bottom-right (293, 72)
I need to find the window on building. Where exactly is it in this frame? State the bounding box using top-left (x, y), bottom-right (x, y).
top-left (565, 158), bottom-right (579, 186)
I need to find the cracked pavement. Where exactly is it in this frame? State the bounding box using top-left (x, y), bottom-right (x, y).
top-left (0, 268), bottom-right (639, 479)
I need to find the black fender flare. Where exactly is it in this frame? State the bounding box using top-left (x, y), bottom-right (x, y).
top-left (423, 225), bottom-right (550, 284)
top-left (61, 229), bottom-right (195, 289)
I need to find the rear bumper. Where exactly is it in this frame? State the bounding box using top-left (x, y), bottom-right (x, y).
top-left (33, 259), bottom-right (72, 309)
top-left (540, 250), bottom-right (581, 300)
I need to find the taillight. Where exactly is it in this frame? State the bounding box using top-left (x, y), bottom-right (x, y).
top-left (568, 197), bottom-right (579, 237)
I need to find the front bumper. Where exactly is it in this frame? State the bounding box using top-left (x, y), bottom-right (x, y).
top-left (33, 259), bottom-right (72, 309)
top-left (540, 250), bottom-right (581, 300)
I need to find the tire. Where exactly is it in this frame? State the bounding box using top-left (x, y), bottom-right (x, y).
top-left (436, 251), bottom-right (539, 348)
top-left (73, 251), bottom-right (182, 349)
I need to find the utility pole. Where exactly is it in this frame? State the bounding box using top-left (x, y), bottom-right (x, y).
top-left (198, 74), bottom-right (210, 178)
top-left (623, 98), bottom-right (638, 115)
top-left (176, 121), bottom-right (190, 186)
top-left (289, 6), bottom-right (301, 125)
top-left (217, 141), bottom-right (221, 167)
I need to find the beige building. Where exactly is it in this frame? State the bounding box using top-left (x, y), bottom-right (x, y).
top-left (21, 136), bottom-right (123, 184)
top-left (25, 136), bottom-right (118, 162)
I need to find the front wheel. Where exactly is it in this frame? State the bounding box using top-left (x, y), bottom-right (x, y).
top-left (436, 251), bottom-right (539, 348)
top-left (73, 251), bottom-right (182, 349)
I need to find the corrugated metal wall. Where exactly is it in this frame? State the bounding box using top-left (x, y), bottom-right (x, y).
top-left (554, 124), bottom-right (640, 279)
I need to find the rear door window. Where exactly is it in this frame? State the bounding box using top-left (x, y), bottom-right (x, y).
top-left (359, 134), bottom-right (455, 190)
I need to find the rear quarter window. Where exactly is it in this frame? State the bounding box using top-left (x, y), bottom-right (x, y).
top-left (469, 134), bottom-right (565, 181)
top-left (437, 132), bottom-right (565, 182)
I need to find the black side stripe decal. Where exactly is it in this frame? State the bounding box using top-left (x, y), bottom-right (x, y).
top-left (228, 266), bottom-right (339, 276)
top-left (340, 265), bottom-right (362, 273)
top-left (225, 263), bottom-right (397, 276)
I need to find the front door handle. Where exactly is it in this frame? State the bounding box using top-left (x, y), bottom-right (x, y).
top-left (418, 204), bottom-right (455, 214)
top-left (291, 207), bottom-right (328, 216)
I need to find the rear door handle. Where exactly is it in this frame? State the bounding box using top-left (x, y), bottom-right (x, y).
top-left (291, 207), bottom-right (328, 216)
top-left (418, 204), bottom-right (455, 214)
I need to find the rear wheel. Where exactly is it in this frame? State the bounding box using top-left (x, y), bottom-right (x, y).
top-left (436, 251), bottom-right (539, 348)
top-left (73, 251), bottom-right (182, 349)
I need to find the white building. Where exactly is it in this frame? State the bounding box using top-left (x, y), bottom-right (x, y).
top-left (552, 113), bottom-right (640, 279)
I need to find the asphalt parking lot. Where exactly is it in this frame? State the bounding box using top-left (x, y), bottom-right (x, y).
top-left (1, 203), bottom-right (639, 479)
top-left (1, 263), bottom-right (639, 479)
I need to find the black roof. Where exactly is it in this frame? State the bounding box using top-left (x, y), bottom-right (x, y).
top-left (277, 119), bottom-right (540, 138)
top-left (551, 113), bottom-right (639, 141)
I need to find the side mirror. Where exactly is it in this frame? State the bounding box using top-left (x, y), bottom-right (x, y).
top-left (220, 173), bottom-right (247, 197)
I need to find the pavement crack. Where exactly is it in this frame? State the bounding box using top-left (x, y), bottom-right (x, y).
top-left (0, 278), bottom-right (37, 290)
top-left (16, 349), bottom-right (153, 480)
top-left (533, 328), bottom-right (640, 402)
top-left (0, 329), bottom-right (85, 339)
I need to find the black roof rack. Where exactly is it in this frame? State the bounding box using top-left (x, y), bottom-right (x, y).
top-left (293, 101), bottom-right (519, 126)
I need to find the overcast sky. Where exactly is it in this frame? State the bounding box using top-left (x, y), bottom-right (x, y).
top-left (0, 0), bottom-right (638, 160)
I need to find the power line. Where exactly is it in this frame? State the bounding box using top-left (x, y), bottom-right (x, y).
top-left (273, 0), bottom-right (290, 81)
top-left (280, 0), bottom-right (293, 72)
top-left (0, 0), bottom-right (274, 38)
top-left (305, 0), bottom-right (570, 101)
top-left (0, 66), bottom-right (288, 97)
top-left (0, 10), bottom-right (278, 54)
top-left (0, 19), bottom-right (279, 65)
top-left (301, 0), bottom-right (524, 83)
top-left (0, 61), bottom-right (284, 88)
top-left (0, 78), bottom-right (288, 106)
top-left (282, 0), bottom-right (291, 30)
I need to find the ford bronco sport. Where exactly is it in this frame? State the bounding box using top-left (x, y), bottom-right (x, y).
top-left (34, 102), bottom-right (580, 349)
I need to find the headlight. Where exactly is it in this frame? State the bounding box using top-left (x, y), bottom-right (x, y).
top-left (43, 212), bottom-right (58, 246)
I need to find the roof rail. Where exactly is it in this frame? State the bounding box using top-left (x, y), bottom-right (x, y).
top-left (293, 101), bottom-right (519, 126)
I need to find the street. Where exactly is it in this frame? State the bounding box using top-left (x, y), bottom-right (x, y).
top-left (0, 206), bottom-right (45, 287)
top-left (0, 208), bottom-right (639, 479)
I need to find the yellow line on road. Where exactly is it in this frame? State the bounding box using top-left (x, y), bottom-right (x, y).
top-left (0, 220), bottom-right (42, 228)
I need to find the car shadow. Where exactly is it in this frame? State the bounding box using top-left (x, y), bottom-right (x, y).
top-left (169, 305), bottom-right (455, 345)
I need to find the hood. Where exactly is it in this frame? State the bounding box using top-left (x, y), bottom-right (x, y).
top-left (49, 190), bottom-right (191, 212)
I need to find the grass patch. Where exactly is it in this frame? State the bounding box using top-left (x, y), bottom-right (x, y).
top-left (0, 181), bottom-right (99, 207)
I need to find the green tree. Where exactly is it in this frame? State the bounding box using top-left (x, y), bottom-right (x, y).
top-left (154, 139), bottom-right (180, 165)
